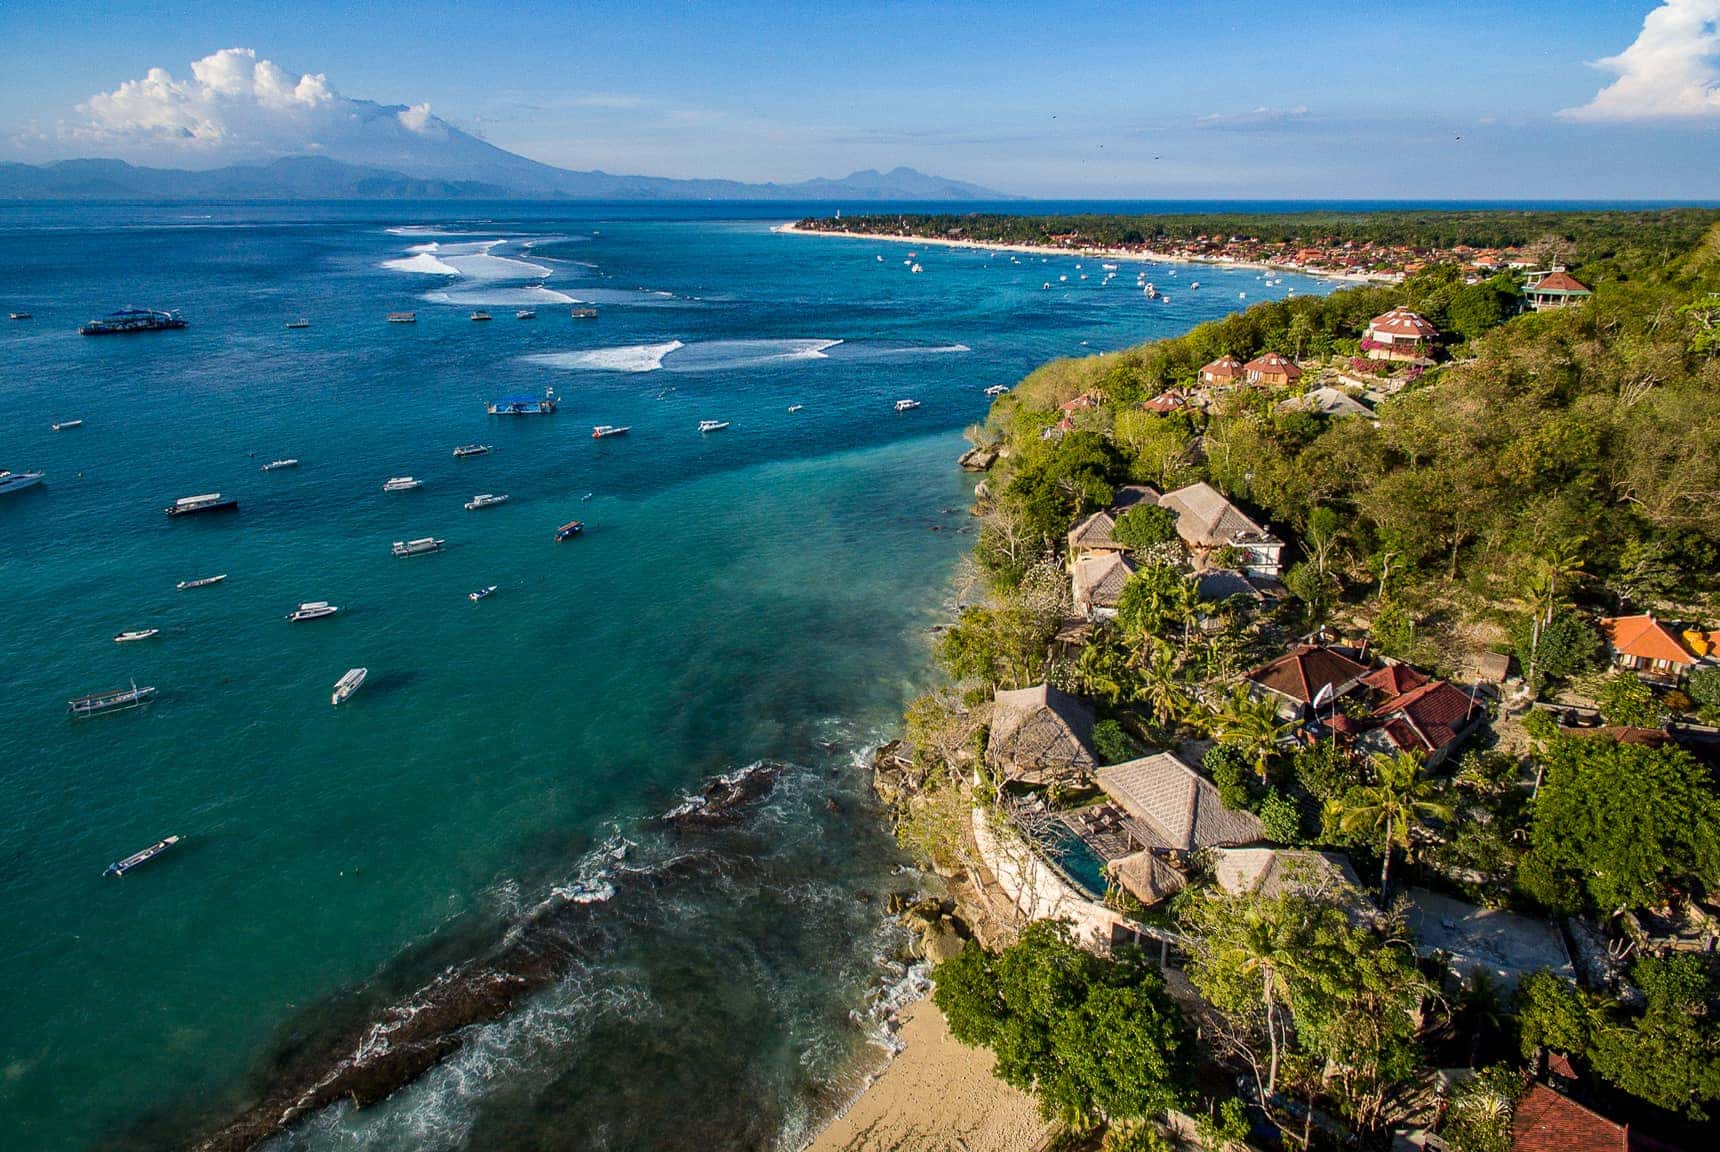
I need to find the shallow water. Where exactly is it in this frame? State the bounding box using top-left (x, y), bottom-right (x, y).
top-left (0, 201), bottom-right (1330, 1151)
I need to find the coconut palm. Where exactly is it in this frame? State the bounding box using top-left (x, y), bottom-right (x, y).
top-left (1233, 899), bottom-right (1301, 1096)
top-left (1211, 685), bottom-right (1297, 780)
top-left (1134, 637), bottom-right (1191, 727)
top-left (1336, 750), bottom-right (1454, 900)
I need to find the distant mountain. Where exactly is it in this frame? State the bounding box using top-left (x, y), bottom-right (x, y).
top-left (0, 155), bottom-right (1008, 202)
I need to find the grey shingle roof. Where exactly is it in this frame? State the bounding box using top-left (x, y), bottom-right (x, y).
top-left (1097, 751), bottom-right (1262, 852)
top-left (1073, 552), bottom-right (1136, 611)
top-left (987, 684), bottom-right (1097, 775)
top-left (1158, 482), bottom-right (1278, 548)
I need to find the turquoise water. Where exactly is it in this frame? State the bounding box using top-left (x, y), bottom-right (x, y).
top-left (0, 202), bottom-right (1330, 1151)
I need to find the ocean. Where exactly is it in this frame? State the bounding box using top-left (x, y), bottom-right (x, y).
top-left (0, 200), bottom-right (1332, 1152)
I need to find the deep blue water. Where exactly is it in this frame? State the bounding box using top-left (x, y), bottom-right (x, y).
top-left (0, 200), bottom-right (1334, 1152)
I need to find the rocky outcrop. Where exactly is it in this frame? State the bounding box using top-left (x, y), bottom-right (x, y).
top-left (898, 896), bottom-right (974, 963)
top-left (957, 446), bottom-right (999, 471)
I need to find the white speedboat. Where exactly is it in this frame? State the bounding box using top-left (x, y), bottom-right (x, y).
top-left (52, 419), bottom-right (83, 431)
top-left (591, 425), bottom-right (631, 439)
top-left (465, 493), bottom-right (509, 510)
top-left (177, 573), bottom-right (226, 590)
top-left (0, 470), bottom-right (45, 496)
top-left (392, 537), bottom-right (444, 557)
top-left (470, 311), bottom-right (492, 322)
top-left (261, 458), bottom-right (299, 471)
top-left (382, 476), bottom-right (422, 492)
top-left (516, 309), bottom-right (536, 320)
top-left (698, 420), bottom-right (729, 433)
top-left (984, 385), bottom-right (1010, 396)
top-left (469, 585), bottom-right (498, 602)
top-left (894, 399), bottom-right (921, 412)
top-left (287, 601), bottom-right (340, 622)
top-left (332, 667), bottom-right (367, 706)
top-left (787, 404), bottom-right (804, 412)
top-left (114, 629), bottom-right (160, 643)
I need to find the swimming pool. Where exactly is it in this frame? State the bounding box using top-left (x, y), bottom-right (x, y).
top-left (1049, 826), bottom-right (1112, 898)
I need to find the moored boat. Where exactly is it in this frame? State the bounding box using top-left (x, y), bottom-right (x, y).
top-left (8, 312), bottom-right (31, 320)
top-left (67, 680), bottom-right (156, 717)
top-left (555, 520), bottom-right (583, 541)
top-left (470, 311), bottom-right (492, 322)
top-left (165, 492), bottom-right (238, 517)
top-left (698, 419), bottom-right (729, 433)
top-left (387, 312), bottom-right (417, 324)
top-left (787, 404), bottom-right (804, 413)
top-left (79, 308), bottom-right (186, 336)
top-left (381, 476), bottom-right (423, 492)
top-left (894, 399), bottom-right (921, 411)
top-left (332, 667), bottom-right (367, 706)
top-left (469, 585), bottom-right (498, 602)
top-left (984, 385), bottom-right (1009, 396)
top-left (452, 443), bottom-right (491, 458)
top-left (487, 391), bottom-right (557, 415)
top-left (287, 601), bottom-right (340, 622)
top-left (591, 424), bottom-right (631, 439)
top-left (104, 835), bottom-right (181, 877)
top-left (286, 318), bottom-right (310, 329)
top-left (177, 573), bottom-right (226, 590)
top-left (261, 458), bottom-right (299, 471)
top-left (114, 629), bottom-right (160, 643)
top-left (392, 536), bottom-right (444, 557)
top-left (516, 309), bottom-right (537, 320)
top-left (569, 307), bottom-right (598, 319)
top-left (465, 493), bottom-right (509, 510)
top-left (52, 419), bottom-right (83, 431)
top-left (0, 470), bottom-right (45, 496)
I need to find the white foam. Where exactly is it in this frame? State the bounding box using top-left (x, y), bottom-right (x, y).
top-left (659, 339), bottom-right (841, 372)
top-left (441, 252), bottom-right (553, 281)
top-left (524, 341), bottom-right (685, 373)
top-left (383, 252), bottom-right (461, 276)
top-left (422, 285), bottom-right (577, 307)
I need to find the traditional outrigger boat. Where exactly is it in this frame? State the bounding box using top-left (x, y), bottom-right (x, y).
top-left (104, 835), bottom-right (181, 877)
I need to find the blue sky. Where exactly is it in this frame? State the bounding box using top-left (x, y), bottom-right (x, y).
top-left (3, 0), bottom-right (1718, 196)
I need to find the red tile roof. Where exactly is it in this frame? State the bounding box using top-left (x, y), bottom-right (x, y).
top-left (1144, 390), bottom-right (1189, 414)
top-left (1060, 392), bottom-right (1101, 412)
top-left (1511, 1083), bottom-right (1626, 1152)
top-left (1532, 271), bottom-right (1591, 295)
top-left (1367, 308), bottom-right (1438, 340)
top-left (1373, 679), bottom-right (1478, 755)
top-left (1601, 614), bottom-right (1698, 666)
top-left (1361, 662), bottom-right (1430, 696)
top-left (1246, 645), bottom-right (1369, 705)
top-left (1244, 352), bottom-right (1303, 380)
top-left (1200, 355), bottom-right (1244, 379)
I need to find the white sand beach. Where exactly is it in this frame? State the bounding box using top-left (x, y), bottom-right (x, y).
top-left (806, 1000), bottom-right (1053, 1152)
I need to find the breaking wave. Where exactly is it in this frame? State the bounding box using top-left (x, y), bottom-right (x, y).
top-left (525, 341), bottom-right (687, 373)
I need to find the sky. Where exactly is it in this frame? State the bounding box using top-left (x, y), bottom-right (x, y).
top-left (2, 0), bottom-right (1718, 198)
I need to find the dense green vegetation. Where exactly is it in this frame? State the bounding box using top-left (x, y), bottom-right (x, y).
top-left (903, 213), bottom-right (1720, 1152)
top-left (800, 208), bottom-right (1720, 269)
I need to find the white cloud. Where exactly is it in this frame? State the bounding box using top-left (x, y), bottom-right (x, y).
top-left (1561, 1), bottom-right (1720, 121)
top-left (54, 47), bottom-right (454, 165)
top-left (1194, 105), bottom-right (1310, 130)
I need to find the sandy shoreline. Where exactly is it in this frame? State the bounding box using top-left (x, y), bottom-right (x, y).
top-left (805, 1000), bottom-right (1052, 1152)
top-left (775, 220), bottom-right (1383, 284)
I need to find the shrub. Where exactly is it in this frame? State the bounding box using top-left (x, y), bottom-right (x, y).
top-left (1259, 788), bottom-right (1304, 843)
top-left (1093, 718), bottom-right (1142, 764)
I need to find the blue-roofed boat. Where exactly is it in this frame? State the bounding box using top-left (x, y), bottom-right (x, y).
top-left (79, 308), bottom-right (187, 336)
top-left (104, 835), bottom-right (181, 877)
top-left (487, 390), bottom-right (558, 415)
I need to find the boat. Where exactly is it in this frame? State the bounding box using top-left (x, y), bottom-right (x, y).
top-left (698, 419), bottom-right (729, 433)
top-left (470, 311), bottom-right (493, 322)
top-left (114, 629), bottom-right (160, 643)
top-left (332, 667), bottom-right (367, 706)
top-left (487, 391), bottom-right (558, 415)
top-left (1190, 281), bottom-right (1200, 289)
top-left (555, 520), bottom-right (584, 541)
top-left (469, 585), bottom-right (498, 602)
top-left (286, 319), bottom-right (310, 330)
top-left (177, 574), bottom-right (226, 590)
top-left (516, 309), bottom-right (537, 320)
top-left (392, 537), bottom-right (444, 557)
top-left (78, 308), bottom-right (186, 336)
top-left (8, 312), bottom-right (31, 320)
top-left (894, 399), bottom-right (921, 412)
top-left (0, 470), bottom-right (45, 496)
top-left (591, 424), bottom-right (631, 439)
top-left (287, 601), bottom-right (340, 622)
top-left (569, 307), bottom-right (598, 319)
top-left (787, 404), bottom-right (804, 412)
top-left (52, 419), bottom-right (83, 431)
top-left (911, 263), bottom-right (923, 274)
top-left (984, 385), bottom-right (1010, 396)
top-left (382, 476), bottom-right (423, 492)
top-left (453, 444), bottom-right (492, 458)
top-left (261, 458), bottom-right (299, 471)
top-left (387, 312), bottom-right (417, 324)
top-left (165, 492), bottom-right (238, 517)
top-left (465, 493), bottom-right (509, 510)
top-left (67, 680), bottom-right (156, 717)
top-left (104, 835), bottom-right (181, 877)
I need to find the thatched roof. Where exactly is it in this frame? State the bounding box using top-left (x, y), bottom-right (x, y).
top-left (1108, 851), bottom-right (1187, 906)
top-left (1097, 751), bottom-right (1262, 853)
top-left (987, 684), bottom-right (1097, 777)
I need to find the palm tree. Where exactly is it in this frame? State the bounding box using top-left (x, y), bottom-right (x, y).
top-left (1520, 539), bottom-right (1586, 696)
top-left (1211, 685), bottom-right (1297, 780)
top-left (1134, 638), bottom-right (1190, 727)
top-left (1074, 631), bottom-right (1132, 707)
top-left (1337, 750), bottom-right (1454, 900)
top-left (1233, 900), bottom-right (1301, 1097)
